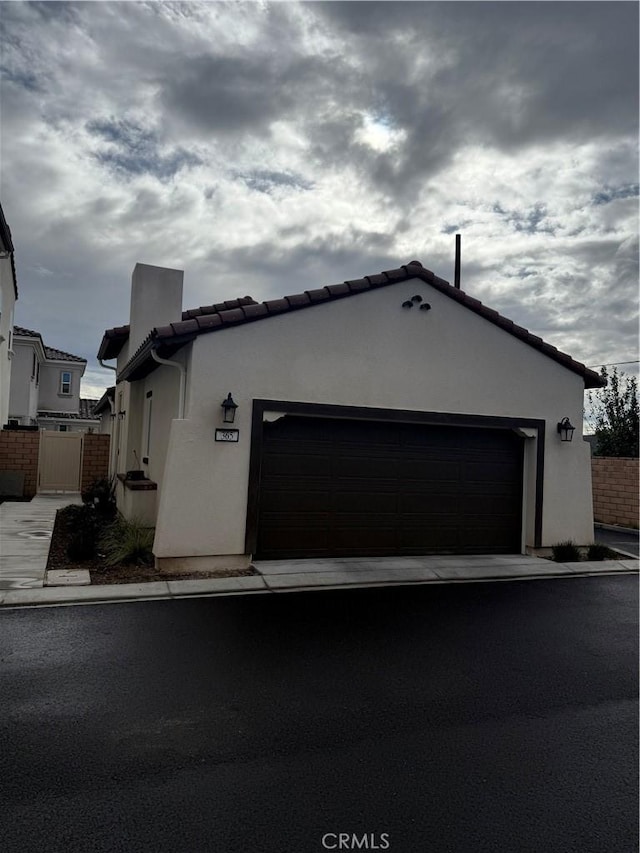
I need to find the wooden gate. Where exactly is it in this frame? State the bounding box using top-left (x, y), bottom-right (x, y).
top-left (37, 431), bottom-right (83, 492)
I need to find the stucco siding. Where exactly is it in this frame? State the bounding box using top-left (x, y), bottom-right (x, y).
top-left (142, 361), bottom-right (181, 493)
top-left (8, 342), bottom-right (36, 420)
top-left (37, 362), bottom-right (83, 412)
top-left (0, 259), bottom-right (16, 427)
top-left (153, 278), bottom-right (594, 560)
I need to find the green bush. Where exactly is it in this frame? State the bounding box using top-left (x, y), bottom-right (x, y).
top-left (81, 477), bottom-right (117, 519)
top-left (64, 504), bottom-right (100, 561)
top-left (586, 543), bottom-right (618, 561)
top-left (551, 540), bottom-right (582, 562)
top-left (99, 517), bottom-right (155, 567)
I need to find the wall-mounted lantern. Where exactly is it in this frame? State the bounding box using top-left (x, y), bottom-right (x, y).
top-left (557, 417), bottom-right (575, 442)
top-left (117, 410), bottom-right (126, 420)
top-left (221, 393), bottom-right (238, 424)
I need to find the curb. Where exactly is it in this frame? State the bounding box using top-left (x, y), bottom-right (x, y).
top-left (595, 522), bottom-right (639, 535)
top-left (1, 562), bottom-right (637, 608)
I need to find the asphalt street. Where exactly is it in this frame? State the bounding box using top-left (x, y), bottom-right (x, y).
top-left (1, 576), bottom-right (637, 853)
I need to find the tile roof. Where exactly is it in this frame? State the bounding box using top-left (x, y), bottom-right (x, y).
top-left (97, 296), bottom-right (258, 360)
top-left (38, 399), bottom-right (100, 421)
top-left (14, 326), bottom-right (86, 363)
top-left (116, 261), bottom-right (605, 389)
top-left (93, 386), bottom-right (115, 415)
top-left (13, 325), bottom-right (41, 338)
top-left (43, 345), bottom-right (85, 363)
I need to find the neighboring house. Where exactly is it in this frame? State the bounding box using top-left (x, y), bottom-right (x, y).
top-left (98, 260), bottom-right (605, 573)
top-left (8, 326), bottom-right (100, 432)
top-left (93, 386), bottom-right (115, 434)
top-left (0, 203), bottom-right (18, 428)
top-left (93, 385), bottom-right (117, 473)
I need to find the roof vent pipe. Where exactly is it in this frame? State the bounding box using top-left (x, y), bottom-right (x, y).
top-left (454, 234), bottom-right (461, 290)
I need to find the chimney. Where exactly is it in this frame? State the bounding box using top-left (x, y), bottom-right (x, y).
top-left (128, 263), bottom-right (183, 355)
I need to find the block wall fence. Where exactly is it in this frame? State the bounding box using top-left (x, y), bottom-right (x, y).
top-left (80, 433), bottom-right (111, 493)
top-left (0, 430), bottom-right (110, 497)
top-left (0, 430), bottom-right (40, 496)
top-left (591, 457), bottom-right (639, 528)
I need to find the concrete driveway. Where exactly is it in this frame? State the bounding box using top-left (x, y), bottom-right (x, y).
top-left (595, 524), bottom-right (639, 557)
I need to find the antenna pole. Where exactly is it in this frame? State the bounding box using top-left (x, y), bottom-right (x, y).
top-left (454, 234), bottom-right (461, 290)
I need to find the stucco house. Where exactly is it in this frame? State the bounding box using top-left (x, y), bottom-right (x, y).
top-left (0, 203), bottom-right (18, 429)
top-left (8, 326), bottom-right (99, 432)
top-left (98, 260), bottom-right (605, 573)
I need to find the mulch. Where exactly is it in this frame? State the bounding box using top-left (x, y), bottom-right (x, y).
top-left (46, 507), bottom-right (258, 585)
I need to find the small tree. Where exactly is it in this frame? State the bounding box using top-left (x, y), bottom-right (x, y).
top-left (588, 367), bottom-right (639, 458)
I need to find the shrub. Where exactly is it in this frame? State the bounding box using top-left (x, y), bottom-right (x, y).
top-left (551, 540), bottom-right (582, 562)
top-left (99, 517), bottom-right (155, 567)
top-left (82, 477), bottom-right (117, 519)
top-left (586, 543), bottom-right (618, 561)
top-left (64, 504), bottom-right (100, 561)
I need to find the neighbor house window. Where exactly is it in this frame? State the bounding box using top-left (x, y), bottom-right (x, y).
top-left (59, 424), bottom-right (68, 432)
top-left (60, 371), bottom-right (71, 394)
top-left (35, 361), bottom-right (40, 386)
top-left (31, 352), bottom-right (36, 379)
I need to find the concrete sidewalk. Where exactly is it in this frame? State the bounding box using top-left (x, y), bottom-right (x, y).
top-left (0, 493), bottom-right (82, 590)
top-left (0, 495), bottom-right (637, 607)
top-left (0, 553), bottom-right (637, 608)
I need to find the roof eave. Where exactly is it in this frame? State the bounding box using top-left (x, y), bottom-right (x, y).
top-left (117, 333), bottom-right (196, 382)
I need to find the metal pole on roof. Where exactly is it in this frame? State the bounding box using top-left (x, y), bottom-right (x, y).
top-left (454, 234), bottom-right (461, 289)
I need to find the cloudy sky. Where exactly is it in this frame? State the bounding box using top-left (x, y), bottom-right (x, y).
top-left (1, 1), bottom-right (638, 401)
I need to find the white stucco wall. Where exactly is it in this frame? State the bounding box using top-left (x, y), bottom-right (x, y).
top-left (37, 361), bottom-right (84, 412)
top-left (151, 277), bottom-right (595, 562)
top-left (141, 359), bottom-right (182, 493)
top-left (8, 340), bottom-right (39, 421)
top-left (0, 257), bottom-right (16, 427)
top-left (129, 263), bottom-right (183, 357)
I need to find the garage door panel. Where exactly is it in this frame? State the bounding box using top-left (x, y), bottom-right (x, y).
top-left (332, 492), bottom-right (398, 513)
top-left (399, 524), bottom-right (461, 551)
top-left (256, 416), bottom-right (523, 559)
top-left (338, 457), bottom-right (402, 479)
top-left (460, 494), bottom-right (521, 514)
top-left (331, 526), bottom-right (399, 551)
top-left (399, 493), bottom-right (460, 514)
top-left (261, 453), bottom-right (329, 477)
top-left (260, 489), bottom-right (331, 513)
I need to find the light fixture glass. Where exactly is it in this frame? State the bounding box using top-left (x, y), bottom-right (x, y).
top-left (221, 393), bottom-right (238, 424)
top-left (557, 417), bottom-right (575, 442)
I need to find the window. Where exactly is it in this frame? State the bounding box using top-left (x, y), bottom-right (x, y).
top-left (60, 371), bottom-right (71, 395)
top-left (59, 424), bottom-right (68, 432)
top-left (35, 361), bottom-right (40, 386)
top-left (31, 352), bottom-right (36, 379)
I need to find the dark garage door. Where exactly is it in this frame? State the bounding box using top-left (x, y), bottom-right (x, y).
top-left (256, 416), bottom-right (524, 559)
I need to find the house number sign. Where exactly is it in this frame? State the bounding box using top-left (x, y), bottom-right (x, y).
top-left (215, 429), bottom-right (239, 442)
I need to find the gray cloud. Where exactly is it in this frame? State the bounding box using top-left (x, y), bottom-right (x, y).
top-left (593, 185), bottom-right (639, 206)
top-left (1, 1), bottom-right (637, 396)
top-left (234, 169), bottom-right (314, 194)
top-left (87, 119), bottom-right (201, 181)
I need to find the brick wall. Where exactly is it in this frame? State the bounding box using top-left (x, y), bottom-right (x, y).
top-left (80, 433), bottom-right (111, 493)
top-left (0, 430), bottom-right (40, 496)
top-left (591, 457), bottom-right (639, 528)
top-left (0, 430), bottom-right (110, 497)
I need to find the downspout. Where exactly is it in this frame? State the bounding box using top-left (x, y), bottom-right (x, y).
top-left (150, 349), bottom-right (186, 419)
top-left (99, 359), bottom-right (117, 372)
